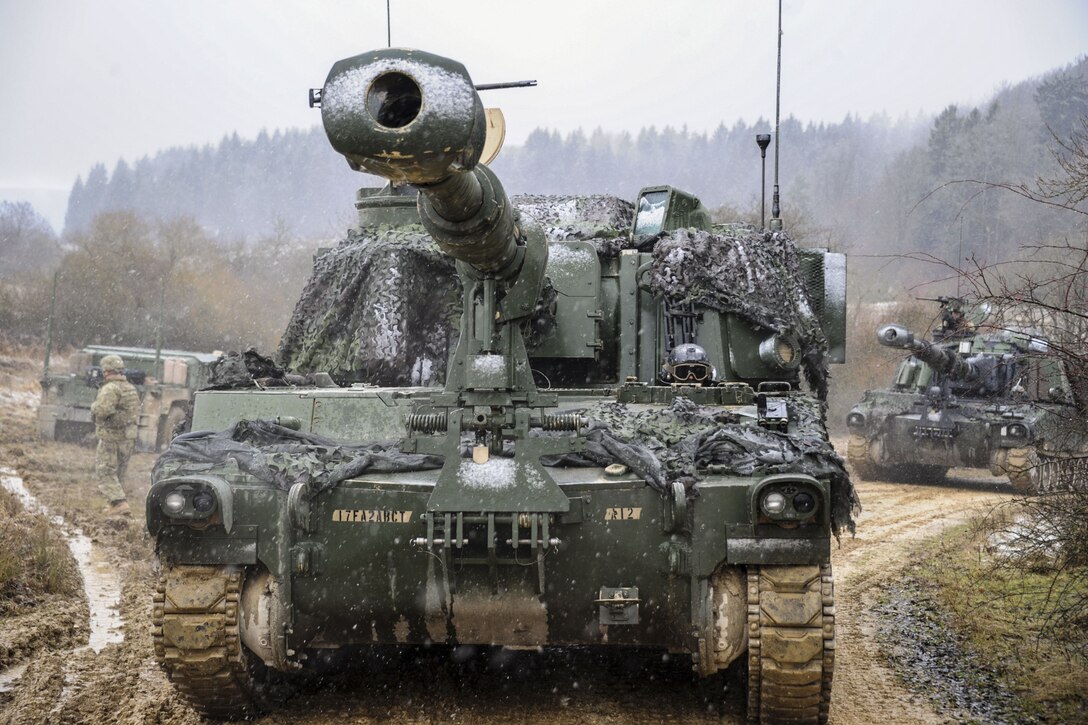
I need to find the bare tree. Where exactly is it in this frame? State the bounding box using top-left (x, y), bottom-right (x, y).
top-left (1039, 117), bottom-right (1088, 207)
top-left (0, 201), bottom-right (60, 278)
top-left (933, 118), bottom-right (1088, 660)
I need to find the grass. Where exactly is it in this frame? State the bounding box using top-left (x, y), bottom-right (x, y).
top-left (0, 486), bottom-right (82, 613)
top-left (917, 515), bottom-right (1088, 721)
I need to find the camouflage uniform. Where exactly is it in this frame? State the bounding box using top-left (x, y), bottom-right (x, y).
top-left (90, 356), bottom-right (140, 504)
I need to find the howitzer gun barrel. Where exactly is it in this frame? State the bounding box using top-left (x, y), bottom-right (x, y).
top-left (319, 48), bottom-right (519, 277)
top-left (877, 323), bottom-right (974, 379)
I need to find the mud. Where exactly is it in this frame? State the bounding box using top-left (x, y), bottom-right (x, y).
top-left (0, 595), bottom-right (86, 673)
top-left (830, 455), bottom-right (1015, 725)
top-left (0, 467), bottom-right (122, 654)
top-left (0, 352), bottom-right (1024, 724)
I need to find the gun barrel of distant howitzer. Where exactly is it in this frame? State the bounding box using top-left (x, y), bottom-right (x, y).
top-left (877, 323), bottom-right (973, 379)
top-left (319, 48), bottom-right (519, 277)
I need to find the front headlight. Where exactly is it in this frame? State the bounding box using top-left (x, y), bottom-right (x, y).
top-left (192, 490), bottom-right (216, 512)
top-left (755, 474), bottom-right (825, 523)
top-left (1004, 423), bottom-right (1029, 439)
top-left (762, 491), bottom-right (787, 515)
top-left (164, 491), bottom-right (187, 514)
top-left (158, 484), bottom-right (218, 519)
top-left (146, 475), bottom-right (233, 536)
top-left (793, 492), bottom-right (816, 514)
top-left (846, 411), bottom-right (866, 429)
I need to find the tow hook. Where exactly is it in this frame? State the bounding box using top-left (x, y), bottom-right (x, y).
top-left (595, 586), bottom-right (641, 625)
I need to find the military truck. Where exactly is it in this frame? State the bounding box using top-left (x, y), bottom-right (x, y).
top-left (147, 49), bottom-right (854, 723)
top-left (847, 297), bottom-right (1079, 491)
top-left (39, 345), bottom-right (218, 451)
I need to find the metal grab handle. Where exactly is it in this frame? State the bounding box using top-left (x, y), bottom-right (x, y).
top-left (411, 537), bottom-right (469, 547)
top-left (636, 261), bottom-right (655, 293)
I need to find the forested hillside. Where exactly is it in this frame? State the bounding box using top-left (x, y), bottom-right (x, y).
top-left (861, 59), bottom-right (1088, 268)
top-left (61, 115), bottom-right (927, 244)
top-left (56, 56), bottom-right (1088, 292)
top-left (63, 129), bottom-right (363, 242)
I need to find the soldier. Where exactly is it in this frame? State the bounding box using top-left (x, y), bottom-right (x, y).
top-left (90, 354), bottom-right (140, 516)
top-left (659, 343), bottom-right (717, 385)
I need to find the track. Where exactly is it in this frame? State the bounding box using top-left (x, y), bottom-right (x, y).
top-left (154, 566), bottom-right (272, 719)
top-left (747, 564), bottom-right (835, 724)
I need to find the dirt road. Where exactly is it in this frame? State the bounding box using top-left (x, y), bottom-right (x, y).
top-left (0, 356), bottom-right (1014, 724)
top-left (828, 461), bottom-right (1013, 725)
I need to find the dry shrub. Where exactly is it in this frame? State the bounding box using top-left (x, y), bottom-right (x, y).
top-left (0, 487), bottom-right (81, 611)
top-left (924, 512), bottom-right (1088, 717)
top-left (984, 494), bottom-right (1088, 662)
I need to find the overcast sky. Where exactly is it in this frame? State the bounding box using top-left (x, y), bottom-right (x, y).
top-left (1, 0), bottom-right (1086, 208)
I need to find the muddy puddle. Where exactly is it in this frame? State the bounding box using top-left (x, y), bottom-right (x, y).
top-left (0, 664), bottom-right (27, 695)
top-left (0, 465), bottom-right (124, 687)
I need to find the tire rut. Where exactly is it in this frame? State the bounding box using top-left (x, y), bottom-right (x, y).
top-left (828, 452), bottom-right (1014, 725)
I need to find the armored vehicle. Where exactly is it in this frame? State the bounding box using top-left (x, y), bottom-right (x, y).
top-left (847, 297), bottom-right (1079, 491)
top-left (38, 345), bottom-right (218, 451)
top-left (147, 49), bottom-right (854, 723)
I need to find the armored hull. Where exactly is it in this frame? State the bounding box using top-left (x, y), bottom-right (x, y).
top-left (153, 383), bottom-right (844, 721)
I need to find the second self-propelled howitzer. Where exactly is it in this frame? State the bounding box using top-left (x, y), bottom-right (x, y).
top-left (147, 47), bottom-right (856, 724)
top-left (848, 300), bottom-right (1080, 489)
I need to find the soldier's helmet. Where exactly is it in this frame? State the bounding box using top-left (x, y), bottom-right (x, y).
top-left (100, 354), bottom-right (125, 373)
top-left (664, 343), bottom-right (715, 384)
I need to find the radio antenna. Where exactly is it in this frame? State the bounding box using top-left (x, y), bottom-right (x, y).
top-left (957, 218), bottom-right (963, 296)
top-left (769, 0), bottom-right (784, 232)
top-left (386, 0), bottom-right (392, 47)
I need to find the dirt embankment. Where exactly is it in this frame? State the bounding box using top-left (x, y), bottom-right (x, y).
top-left (0, 351), bottom-right (1015, 724)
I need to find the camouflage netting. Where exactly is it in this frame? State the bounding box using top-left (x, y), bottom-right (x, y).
top-left (206, 348), bottom-right (310, 389)
top-left (278, 226), bottom-right (459, 386)
top-left (155, 395), bottom-right (857, 536)
top-left (278, 197), bottom-right (830, 398)
top-left (650, 228), bottom-right (831, 399)
top-left (153, 420), bottom-right (443, 494)
top-left (545, 396), bottom-right (858, 537)
top-left (512, 194), bottom-right (633, 247)
top-left (277, 195), bottom-right (637, 385)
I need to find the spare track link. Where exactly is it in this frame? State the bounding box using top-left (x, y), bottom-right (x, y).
top-left (747, 564), bottom-right (834, 725)
top-left (153, 565), bottom-right (264, 719)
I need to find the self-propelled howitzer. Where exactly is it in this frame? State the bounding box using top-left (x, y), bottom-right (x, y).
top-left (147, 47), bottom-right (855, 724)
top-left (849, 302), bottom-right (1080, 489)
